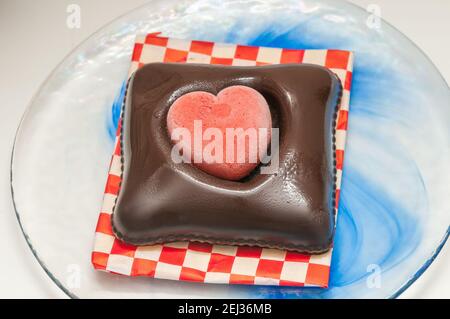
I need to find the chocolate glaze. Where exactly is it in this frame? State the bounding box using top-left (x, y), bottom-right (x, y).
top-left (112, 63), bottom-right (342, 254)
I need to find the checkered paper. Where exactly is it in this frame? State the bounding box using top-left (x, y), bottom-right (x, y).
top-left (92, 34), bottom-right (354, 287)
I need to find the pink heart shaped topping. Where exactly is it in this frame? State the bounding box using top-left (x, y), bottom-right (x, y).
top-left (167, 85), bottom-right (272, 181)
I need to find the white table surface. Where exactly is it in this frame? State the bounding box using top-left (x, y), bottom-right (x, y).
top-left (0, 0), bottom-right (448, 299)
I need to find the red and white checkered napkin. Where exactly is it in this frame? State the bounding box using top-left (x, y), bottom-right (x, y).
top-left (92, 34), bottom-right (353, 288)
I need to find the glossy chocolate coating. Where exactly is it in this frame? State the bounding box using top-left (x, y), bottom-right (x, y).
top-left (112, 63), bottom-right (342, 253)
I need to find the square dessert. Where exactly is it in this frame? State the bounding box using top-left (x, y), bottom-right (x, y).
top-left (111, 62), bottom-right (342, 254)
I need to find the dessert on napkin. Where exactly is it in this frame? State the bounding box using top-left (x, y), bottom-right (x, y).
top-left (92, 33), bottom-right (353, 287)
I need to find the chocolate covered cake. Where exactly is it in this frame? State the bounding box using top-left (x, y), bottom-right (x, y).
top-left (111, 62), bottom-right (342, 254)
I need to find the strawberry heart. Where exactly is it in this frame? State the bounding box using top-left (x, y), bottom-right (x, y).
top-left (167, 85), bottom-right (272, 181)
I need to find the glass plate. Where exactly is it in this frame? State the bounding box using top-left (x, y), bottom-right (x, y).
top-left (11, 0), bottom-right (449, 298)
